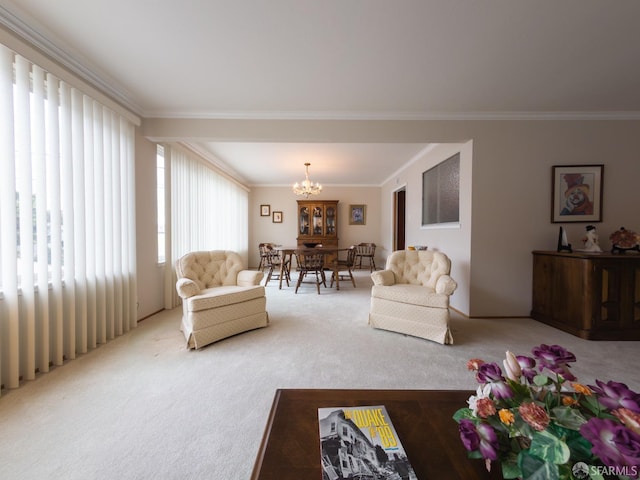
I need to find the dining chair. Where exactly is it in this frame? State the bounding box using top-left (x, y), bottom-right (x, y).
top-left (330, 245), bottom-right (357, 288)
top-left (263, 245), bottom-right (290, 287)
top-left (258, 243), bottom-right (271, 271)
top-left (294, 249), bottom-right (326, 294)
top-left (355, 242), bottom-right (377, 272)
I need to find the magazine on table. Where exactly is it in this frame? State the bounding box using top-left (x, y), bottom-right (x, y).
top-left (318, 404), bottom-right (417, 480)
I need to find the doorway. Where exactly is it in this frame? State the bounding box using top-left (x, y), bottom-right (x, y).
top-left (393, 188), bottom-right (406, 251)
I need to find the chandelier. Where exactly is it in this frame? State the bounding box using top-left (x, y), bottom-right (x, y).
top-left (292, 162), bottom-right (322, 198)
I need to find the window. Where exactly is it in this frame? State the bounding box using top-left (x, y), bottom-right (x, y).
top-left (422, 153), bottom-right (460, 226)
top-left (0, 45), bottom-right (137, 390)
top-left (157, 145), bottom-right (165, 263)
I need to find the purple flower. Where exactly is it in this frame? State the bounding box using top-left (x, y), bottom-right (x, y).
top-left (580, 418), bottom-right (640, 474)
top-left (459, 419), bottom-right (480, 451)
top-left (476, 362), bottom-right (513, 399)
top-left (516, 355), bottom-right (537, 383)
top-left (532, 344), bottom-right (577, 381)
top-left (591, 380), bottom-right (640, 413)
top-left (458, 419), bottom-right (499, 461)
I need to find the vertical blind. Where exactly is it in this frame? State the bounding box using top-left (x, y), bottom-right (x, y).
top-left (163, 145), bottom-right (249, 309)
top-left (0, 44), bottom-right (137, 393)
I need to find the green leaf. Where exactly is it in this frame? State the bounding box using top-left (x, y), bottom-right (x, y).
top-left (528, 430), bottom-right (570, 465)
top-left (518, 450), bottom-right (560, 480)
top-left (452, 407), bottom-right (474, 422)
top-left (551, 406), bottom-right (588, 430)
top-left (566, 435), bottom-right (595, 463)
top-left (467, 450), bottom-right (483, 460)
top-left (500, 453), bottom-right (522, 479)
top-left (580, 395), bottom-right (599, 414)
top-left (534, 374), bottom-right (551, 387)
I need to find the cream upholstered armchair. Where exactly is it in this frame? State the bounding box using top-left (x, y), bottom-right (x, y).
top-left (175, 250), bottom-right (268, 349)
top-left (369, 250), bottom-right (457, 345)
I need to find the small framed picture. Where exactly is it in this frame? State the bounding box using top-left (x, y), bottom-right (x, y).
top-left (272, 211), bottom-right (283, 223)
top-left (260, 204), bottom-right (270, 216)
top-left (551, 165), bottom-right (603, 223)
top-left (349, 204), bottom-right (366, 225)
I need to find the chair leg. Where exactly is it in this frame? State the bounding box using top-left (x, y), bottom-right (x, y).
top-left (348, 268), bottom-right (356, 287)
top-left (283, 261), bottom-right (291, 286)
top-left (315, 271), bottom-right (321, 294)
top-left (295, 271), bottom-right (305, 293)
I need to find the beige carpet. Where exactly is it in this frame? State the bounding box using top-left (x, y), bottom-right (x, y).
top-left (0, 269), bottom-right (638, 479)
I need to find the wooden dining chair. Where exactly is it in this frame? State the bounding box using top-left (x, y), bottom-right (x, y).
top-left (263, 245), bottom-right (290, 287)
top-left (294, 249), bottom-right (326, 294)
top-left (258, 243), bottom-right (271, 271)
top-left (330, 246), bottom-right (357, 288)
top-left (355, 242), bottom-right (377, 272)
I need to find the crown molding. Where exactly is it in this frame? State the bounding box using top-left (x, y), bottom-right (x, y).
top-left (0, 4), bottom-right (143, 117)
top-left (143, 109), bottom-right (640, 121)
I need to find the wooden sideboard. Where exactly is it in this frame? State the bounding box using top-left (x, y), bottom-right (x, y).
top-left (531, 251), bottom-right (640, 340)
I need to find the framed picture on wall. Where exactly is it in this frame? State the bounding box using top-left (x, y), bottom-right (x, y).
top-left (260, 204), bottom-right (270, 216)
top-left (551, 165), bottom-right (603, 223)
top-left (349, 205), bottom-right (366, 225)
top-left (272, 211), bottom-right (283, 223)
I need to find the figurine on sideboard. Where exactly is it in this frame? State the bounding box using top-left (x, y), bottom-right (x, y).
top-left (609, 227), bottom-right (640, 254)
top-left (581, 225), bottom-right (602, 252)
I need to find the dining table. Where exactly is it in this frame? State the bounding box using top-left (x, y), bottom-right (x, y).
top-left (273, 245), bottom-right (348, 291)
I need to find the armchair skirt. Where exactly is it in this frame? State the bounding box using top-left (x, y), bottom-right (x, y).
top-left (181, 286), bottom-right (267, 349)
top-left (369, 296), bottom-right (453, 345)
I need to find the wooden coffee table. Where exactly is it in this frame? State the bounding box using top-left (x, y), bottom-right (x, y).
top-left (251, 389), bottom-right (502, 480)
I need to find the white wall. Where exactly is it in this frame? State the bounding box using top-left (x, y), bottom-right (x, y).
top-left (134, 129), bottom-right (164, 319)
top-left (379, 142), bottom-right (473, 314)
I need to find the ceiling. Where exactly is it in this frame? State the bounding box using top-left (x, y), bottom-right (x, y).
top-left (2, 0), bottom-right (640, 186)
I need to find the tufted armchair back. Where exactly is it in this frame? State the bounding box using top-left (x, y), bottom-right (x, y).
top-left (386, 249), bottom-right (451, 290)
top-left (176, 250), bottom-right (244, 290)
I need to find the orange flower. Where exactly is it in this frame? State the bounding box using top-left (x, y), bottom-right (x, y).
top-left (499, 409), bottom-right (515, 425)
top-left (562, 395), bottom-right (578, 406)
top-left (571, 382), bottom-right (593, 396)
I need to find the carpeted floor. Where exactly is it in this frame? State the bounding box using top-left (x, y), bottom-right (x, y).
top-left (0, 269), bottom-right (638, 479)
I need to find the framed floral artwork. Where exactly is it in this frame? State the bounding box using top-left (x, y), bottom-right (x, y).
top-left (272, 211), bottom-right (282, 223)
top-left (349, 205), bottom-right (366, 225)
top-left (260, 204), bottom-right (270, 216)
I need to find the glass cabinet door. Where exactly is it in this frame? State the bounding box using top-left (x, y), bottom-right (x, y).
top-left (299, 206), bottom-right (310, 235)
top-left (326, 206), bottom-right (336, 236)
top-left (312, 206), bottom-right (323, 235)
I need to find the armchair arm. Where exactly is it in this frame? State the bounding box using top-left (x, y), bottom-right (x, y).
top-left (176, 278), bottom-right (201, 298)
top-left (435, 275), bottom-right (457, 296)
top-left (371, 269), bottom-right (395, 286)
top-left (237, 269), bottom-right (264, 287)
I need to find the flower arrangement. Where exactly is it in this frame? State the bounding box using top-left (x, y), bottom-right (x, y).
top-left (453, 344), bottom-right (640, 480)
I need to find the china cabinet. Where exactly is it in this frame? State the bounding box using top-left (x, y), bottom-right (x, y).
top-left (296, 200), bottom-right (339, 248)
